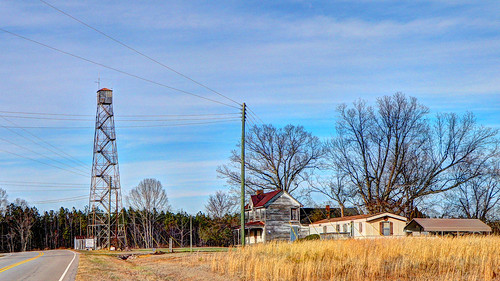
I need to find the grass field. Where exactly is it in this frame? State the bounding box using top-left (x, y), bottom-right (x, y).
top-left (211, 236), bottom-right (500, 281)
top-left (131, 247), bottom-right (229, 253)
top-left (76, 249), bottom-right (233, 281)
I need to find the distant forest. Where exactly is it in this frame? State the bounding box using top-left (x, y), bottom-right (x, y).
top-left (0, 201), bottom-right (238, 253)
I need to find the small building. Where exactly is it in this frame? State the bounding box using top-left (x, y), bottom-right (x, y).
top-left (242, 189), bottom-right (306, 244)
top-left (308, 212), bottom-right (407, 239)
top-left (404, 218), bottom-right (492, 236)
top-left (74, 236), bottom-right (97, 250)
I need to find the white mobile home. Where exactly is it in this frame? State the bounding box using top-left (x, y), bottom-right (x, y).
top-left (308, 212), bottom-right (407, 239)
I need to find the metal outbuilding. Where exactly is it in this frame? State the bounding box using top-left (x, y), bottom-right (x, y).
top-left (404, 218), bottom-right (492, 236)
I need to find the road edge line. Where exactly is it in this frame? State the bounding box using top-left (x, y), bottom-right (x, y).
top-left (58, 250), bottom-right (77, 281)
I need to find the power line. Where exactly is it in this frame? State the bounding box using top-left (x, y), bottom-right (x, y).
top-left (246, 114), bottom-right (258, 127)
top-left (0, 136), bottom-right (89, 175)
top-left (9, 188), bottom-right (88, 192)
top-left (0, 180), bottom-right (86, 186)
top-left (0, 116), bottom-right (91, 170)
top-left (0, 28), bottom-right (240, 109)
top-left (0, 149), bottom-right (88, 177)
top-left (0, 114), bottom-right (241, 122)
top-left (38, 0), bottom-right (241, 107)
top-left (0, 110), bottom-right (239, 117)
top-left (0, 119), bottom-right (240, 129)
top-left (32, 195), bottom-right (88, 204)
top-left (247, 106), bottom-right (265, 125)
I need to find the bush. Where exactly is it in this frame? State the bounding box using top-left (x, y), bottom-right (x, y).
top-left (298, 234), bottom-right (320, 241)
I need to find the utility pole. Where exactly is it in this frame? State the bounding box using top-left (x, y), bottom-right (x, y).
top-left (240, 103), bottom-right (246, 246)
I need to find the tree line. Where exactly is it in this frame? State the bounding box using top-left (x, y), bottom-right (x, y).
top-left (0, 184), bottom-right (238, 253)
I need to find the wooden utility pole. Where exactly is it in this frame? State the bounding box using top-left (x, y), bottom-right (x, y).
top-left (240, 103), bottom-right (246, 246)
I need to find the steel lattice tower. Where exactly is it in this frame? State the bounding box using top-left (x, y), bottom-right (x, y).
top-left (88, 88), bottom-right (126, 249)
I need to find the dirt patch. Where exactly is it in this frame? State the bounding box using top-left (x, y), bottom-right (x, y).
top-left (76, 251), bottom-right (235, 281)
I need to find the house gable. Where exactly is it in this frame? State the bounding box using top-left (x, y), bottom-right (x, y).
top-left (366, 213), bottom-right (407, 222)
top-left (264, 190), bottom-right (301, 208)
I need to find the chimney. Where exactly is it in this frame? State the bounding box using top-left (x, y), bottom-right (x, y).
top-left (326, 205), bottom-right (331, 218)
top-left (256, 189), bottom-right (264, 195)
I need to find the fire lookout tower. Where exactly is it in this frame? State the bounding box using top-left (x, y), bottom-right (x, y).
top-left (88, 88), bottom-right (126, 249)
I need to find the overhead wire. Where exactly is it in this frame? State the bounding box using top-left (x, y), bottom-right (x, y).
top-left (0, 180), bottom-right (86, 187)
top-left (1, 2), bottom-right (256, 204)
top-left (0, 136), bottom-right (89, 175)
top-left (245, 111), bottom-right (258, 128)
top-left (247, 106), bottom-right (265, 125)
top-left (0, 27), bottom-right (240, 109)
top-left (31, 195), bottom-right (88, 204)
top-left (0, 114), bottom-right (241, 122)
top-left (0, 110), bottom-right (240, 118)
top-left (9, 188), bottom-right (88, 192)
top-left (0, 119), bottom-right (240, 129)
top-left (0, 116), bottom-right (90, 170)
top-left (38, 0), bottom-right (241, 107)
top-left (0, 149), bottom-right (88, 177)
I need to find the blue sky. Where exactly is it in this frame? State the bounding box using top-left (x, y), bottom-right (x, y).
top-left (0, 0), bottom-right (499, 214)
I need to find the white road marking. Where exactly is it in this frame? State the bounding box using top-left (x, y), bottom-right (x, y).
top-left (58, 250), bottom-right (77, 281)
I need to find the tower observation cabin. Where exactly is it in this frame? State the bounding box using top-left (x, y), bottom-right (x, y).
top-left (98, 88), bottom-right (113, 105)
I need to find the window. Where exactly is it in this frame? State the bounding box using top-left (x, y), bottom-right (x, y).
top-left (291, 208), bottom-right (298, 221)
top-left (381, 221), bottom-right (392, 236)
top-left (323, 226), bottom-right (327, 234)
top-left (359, 222), bottom-right (363, 233)
top-left (336, 224), bottom-right (340, 233)
top-left (256, 209), bottom-right (261, 220)
top-left (343, 224), bottom-right (347, 233)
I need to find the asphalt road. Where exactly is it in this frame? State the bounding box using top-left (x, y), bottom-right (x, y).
top-left (0, 250), bottom-right (79, 281)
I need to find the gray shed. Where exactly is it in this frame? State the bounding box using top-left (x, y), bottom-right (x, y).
top-left (404, 218), bottom-right (492, 236)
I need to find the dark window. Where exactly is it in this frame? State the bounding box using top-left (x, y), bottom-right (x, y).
top-left (336, 224), bottom-right (340, 232)
top-left (359, 222), bottom-right (363, 233)
top-left (291, 208), bottom-right (298, 221)
top-left (323, 226), bottom-right (327, 234)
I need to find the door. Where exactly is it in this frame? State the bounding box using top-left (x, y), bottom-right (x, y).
top-left (290, 226), bottom-right (299, 242)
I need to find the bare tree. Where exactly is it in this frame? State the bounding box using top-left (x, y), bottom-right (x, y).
top-left (205, 190), bottom-right (236, 219)
top-left (218, 124), bottom-right (323, 194)
top-left (308, 167), bottom-right (358, 217)
top-left (0, 188), bottom-right (8, 214)
top-left (445, 163), bottom-right (500, 221)
top-left (327, 93), bottom-right (498, 217)
top-left (127, 178), bottom-right (169, 248)
top-left (7, 199), bottom-right (35, 251)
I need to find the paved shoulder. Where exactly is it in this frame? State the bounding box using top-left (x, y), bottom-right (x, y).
top-left (0, 250), bottom-right (79, 281)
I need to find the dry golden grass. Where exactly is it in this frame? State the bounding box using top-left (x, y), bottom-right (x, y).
top-left (211, 236), bottom-right (500, 281)
top-left (76, 250), bottom-right (235, 281)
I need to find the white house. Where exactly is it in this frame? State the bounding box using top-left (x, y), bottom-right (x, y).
top-left (308, 212), bottom-right (407, 239)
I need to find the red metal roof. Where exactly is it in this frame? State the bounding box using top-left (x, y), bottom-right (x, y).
top-left (98, 88), bottom-right (112, 92)
top-left (251, 190), bottom-right (281, 207)
top-left (245, 221), bottom-right (265, 226)
top-left (407, 218), bottom-right (492, 232)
